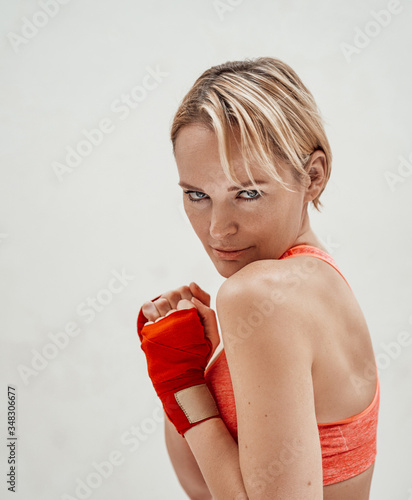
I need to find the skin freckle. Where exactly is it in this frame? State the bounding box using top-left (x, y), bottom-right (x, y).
top-left (174, 124), bottom-right (312, 280)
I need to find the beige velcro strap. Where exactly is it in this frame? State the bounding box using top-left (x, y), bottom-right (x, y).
top-left (174, 384), bottom-right (220, 424)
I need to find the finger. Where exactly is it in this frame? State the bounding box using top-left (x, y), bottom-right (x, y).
top-left (155, 309), bottom-right (177, 321)
top-left (191, 297), bottom-right (213, 327)
top-left (142, 286), bottom-right (193, 324)
top-left (189, 282), bottom-right (211, 307)
top-left (152, 297), bottom-right (173, 317)
top-left (152, 299), bottom-right (194, 322)
top-left (191, 297), bottom-right (220, 355)
top-left (148, 309), bottom-right (178, 323)
top-left (176, 285), bottom-right (193, 301)
top-left (160, 288), bottom-right (191, 310)
top-left (141, 301), bottom-right (161, 322)
top-left (176, 298), bottom-right (196, 310)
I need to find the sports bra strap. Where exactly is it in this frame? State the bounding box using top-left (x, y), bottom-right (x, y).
top-left (280, 244), bottom-right (352, 292)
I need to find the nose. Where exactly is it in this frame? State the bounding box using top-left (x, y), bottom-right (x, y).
top-left (209, 203), bottom-right (238, 240)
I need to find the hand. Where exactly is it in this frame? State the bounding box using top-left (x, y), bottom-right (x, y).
top-left (137, 284), bottom-right (221, 435)
top-left (141, 282), bottom-right (220, 363)
top-left (141, 284), bottom-right (194, 323)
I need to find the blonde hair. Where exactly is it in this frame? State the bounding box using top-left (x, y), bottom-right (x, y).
top-left (170, 57), bottom-right (332, 211)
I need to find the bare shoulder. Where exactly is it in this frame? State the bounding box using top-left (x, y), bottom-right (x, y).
top-left (216, 255), bottom-right (333, 312)
top-left (215, 254), bottom-right (354, 357)
top-left (216, 258), bottom-right (321, 356)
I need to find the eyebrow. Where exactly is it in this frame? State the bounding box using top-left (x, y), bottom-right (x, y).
top-left (178, 180), bottom-right (268, 192)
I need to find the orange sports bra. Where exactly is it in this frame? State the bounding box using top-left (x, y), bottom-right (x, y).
top-left (204, 244), bottom-right (380, 486)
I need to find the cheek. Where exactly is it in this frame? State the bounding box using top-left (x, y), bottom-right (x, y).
top-left (250, 200), bottom-right (298, 240)
top-left (184, 205), bottom-right (208, 236)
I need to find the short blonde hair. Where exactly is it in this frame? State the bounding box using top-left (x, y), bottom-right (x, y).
top-left (170, 57), bottom-right (332, 211)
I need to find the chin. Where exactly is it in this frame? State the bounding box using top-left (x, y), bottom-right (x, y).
top-left (212, 259), bottom-right (250, 279)
top-left (216, 268), bottom-right (234, 279)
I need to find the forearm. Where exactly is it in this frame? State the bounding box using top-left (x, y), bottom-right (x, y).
top-left (184, 416), bottom-right (248, 500)
top-left (164, 414), bottom-right (213, 500)
top-left (138, 289), bottom-right (240, 497)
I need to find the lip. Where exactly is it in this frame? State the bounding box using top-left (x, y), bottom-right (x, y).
top-left (211, 246), bottom-right (251, 260)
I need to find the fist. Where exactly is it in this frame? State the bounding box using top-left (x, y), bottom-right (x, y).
top-left (141, 282), bottom-right (220, 363)
top-left (141, 284), bottom-right (195, 324)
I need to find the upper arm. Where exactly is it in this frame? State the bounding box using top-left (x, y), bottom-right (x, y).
top-left (216, 272), bottom-right (323, 499)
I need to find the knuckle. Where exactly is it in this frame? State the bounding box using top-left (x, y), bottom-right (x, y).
top-left (155, 296), bottom-right (168, 306)
top-left (176, 298), bottom-right (195, 310)
top-left (142, 301), bottom-right (154, 312)
top-left (169, 290), bottom-right (181, 302)
top-left (178, 285), bottom-right (193, 298)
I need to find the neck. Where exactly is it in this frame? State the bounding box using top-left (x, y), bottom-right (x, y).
top-left (291, 209), bottom-right (328, 253)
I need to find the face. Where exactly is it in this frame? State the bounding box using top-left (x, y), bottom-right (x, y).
top-left (174, 123), bottom-right (310, 278)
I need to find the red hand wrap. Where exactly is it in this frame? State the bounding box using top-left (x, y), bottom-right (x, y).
top-left (137, 300), bottom-right (219, 435)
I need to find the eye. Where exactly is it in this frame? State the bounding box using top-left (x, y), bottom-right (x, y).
top-left (237, 189), bottom-right (261, 201)
top-left (183, 189), bottom-right (262, 203)
top-left (184, 190), bottom-right (208, 202)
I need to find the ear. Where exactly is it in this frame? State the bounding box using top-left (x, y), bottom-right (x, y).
top-left (303, 150), bottom-right (327, 203)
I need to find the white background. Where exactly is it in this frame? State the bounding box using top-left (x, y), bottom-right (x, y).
top-left (1, 1), bottom-right (412, 499)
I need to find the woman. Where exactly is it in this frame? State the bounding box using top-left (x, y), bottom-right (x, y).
top-left (137, 57), bottom-right (379, 499)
